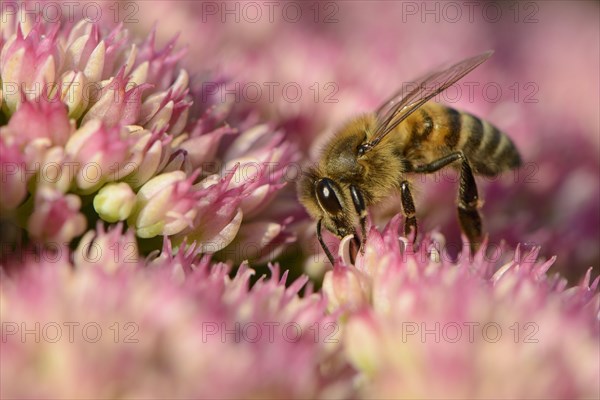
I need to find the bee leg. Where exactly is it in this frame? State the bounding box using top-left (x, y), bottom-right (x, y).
top-left (457, 158), bottom-right (482, 255)
top-left (349, 185), bottom-right (367, 254)
top-left (400, 181), bottom-right (417, 241)
top-left (317, 219), bottom-right (335, 265)
top-left (410, 152), bottom-right (463, 173)
top-left (410, 152), bottom-right (482, 254)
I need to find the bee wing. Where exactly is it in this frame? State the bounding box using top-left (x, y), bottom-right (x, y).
top-left (363, 51), bottom-right (493, 153)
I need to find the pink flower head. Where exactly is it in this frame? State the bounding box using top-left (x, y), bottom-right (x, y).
top-left (81, 66), bottom-right (151, 127)
top-left (129, 170), bottom-right (201, 238)
top-left (224, 217), bottom-right (296, 264)
top-left (74, 222), bottom-right (140, 273)
top-left (1, 95), bottom-right (73, 149)
top-left (173, 168), bottom-right (245, 253)
top-left (27, 187), bottom-right (86, 244)
top-left (328, 216), bottom-right (600, 399)
top-left (138, 69), bottom-right (192, 135)
top-left (65, 120), bottom-right (133, 192)
top-left (0, 22), bottom-right (59, 113)
top-left (0, 11), bottom-right (296, 260)
top-left (136, 26), bottom-right (187, 91)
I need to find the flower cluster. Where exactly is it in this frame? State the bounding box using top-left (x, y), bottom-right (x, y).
top-left (2, 219), bottom-right (598, 398)
top-left (1, 224), bottom-right (349, 399)
top-left (0, 7), bottom-right (296, 260)
top-left (324, 217), bottom-right (600, 399)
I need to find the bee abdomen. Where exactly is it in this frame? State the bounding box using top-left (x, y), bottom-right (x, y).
top-left (402, 104), bottom-right (521, 176)
top-left (457, 112), bottom-right (521, 176)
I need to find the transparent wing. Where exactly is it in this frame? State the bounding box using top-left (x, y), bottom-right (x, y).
top-left (362, 51), bottom-right (493, 153)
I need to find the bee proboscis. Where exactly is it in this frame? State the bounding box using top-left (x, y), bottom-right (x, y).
top-left (298, 51), bottom-right (521, 264)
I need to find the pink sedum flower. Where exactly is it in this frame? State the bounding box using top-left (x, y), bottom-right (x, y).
top-left (0, 7), bottom-right (297, 261)
top-left (173, 169), bottom-right (244, 253)
top-left (65, 120), bottom-right (133, 192)
top-left (130, 170), bottom-right (201, 239)
top-left (322, 261), bottom-right (369, 312)
top-left (325, 217), bottom-right (600, 399)
top-left (81, 66), bottom-right (151, 127)
top-left (1, 93), bottom-right (73, 150)
top-left (73, 222), bottom-right (139, 273)
top-left (0, 24), bottom-right (58, 113)
top-left (27, 187), bottom-right (86, 243)
top-left (0, 226), bottom-right (349, 399)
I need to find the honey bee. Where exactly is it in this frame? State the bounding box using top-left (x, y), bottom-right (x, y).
top-left (298, 51), bottom-right (521, 264)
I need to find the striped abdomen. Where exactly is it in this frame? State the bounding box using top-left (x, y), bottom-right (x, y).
top-left (401, 102), bottom-right (521, 176)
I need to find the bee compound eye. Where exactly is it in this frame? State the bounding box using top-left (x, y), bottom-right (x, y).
top-left (316, 178), bottom-right (343, 215)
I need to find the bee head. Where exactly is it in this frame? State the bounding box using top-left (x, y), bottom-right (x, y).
top-left (297, 170), bottom-right (354, 238)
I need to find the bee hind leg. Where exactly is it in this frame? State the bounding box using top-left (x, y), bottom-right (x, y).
top-left (400, 181), bottom-right (417, 241)
top-left (457, 158), bottom-right (482, 255)
top-left (410, 152), bottom-right (482, 254)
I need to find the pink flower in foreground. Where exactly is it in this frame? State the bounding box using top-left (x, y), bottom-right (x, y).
top-left (0, 226), bottom-right (350, 399)
top-left (2, 219), bottom-right (597, 399)
top-left (324, 216), bottom-right (600, 399)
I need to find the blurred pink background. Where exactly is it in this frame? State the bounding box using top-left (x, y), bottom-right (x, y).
top-left (117, 0), bottom-right (598, 280)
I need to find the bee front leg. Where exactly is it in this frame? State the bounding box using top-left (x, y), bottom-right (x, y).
top-left (349, 185), bottom-right (367, 254)
top-left (400, 181), bottom-right (417, 241)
